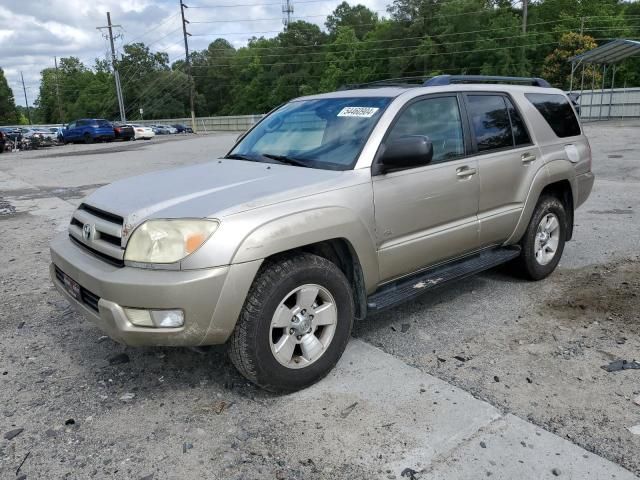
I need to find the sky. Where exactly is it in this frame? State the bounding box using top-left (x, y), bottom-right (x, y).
top-left (1, 0), bottom-right (390, 107)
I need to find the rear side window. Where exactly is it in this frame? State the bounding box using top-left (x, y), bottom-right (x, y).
top-left (466, 95), bottom-right (513, 152)
top-left (525, 93), bottom-right (581, 138)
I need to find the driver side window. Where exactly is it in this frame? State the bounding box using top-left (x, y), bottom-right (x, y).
top-left (388, 96), bottom-right (465, 164)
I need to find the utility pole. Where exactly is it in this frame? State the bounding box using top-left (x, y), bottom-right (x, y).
top-left (54, 57), bottom-right (64, 123)
top-left (97, 12), bottom-right (126, 123)
top-left (180, 1), bottom-right (197, 133)
top-left (580, 17), bottom-right (585, 35)
top-left (282, 0), bottom-right (294, 28)
top-left (522, 0), bottom-right (528, 34)
top-left (20, 72), bottom-right (32, 125)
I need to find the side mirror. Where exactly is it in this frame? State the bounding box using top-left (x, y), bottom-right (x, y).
top-left (377, 135), bottom-right (433, 173)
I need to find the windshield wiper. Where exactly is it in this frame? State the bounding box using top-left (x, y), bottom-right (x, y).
top-left (224, 153), bottom-right (260, 162)
top-left (262, 153), bottom-right (310, 168)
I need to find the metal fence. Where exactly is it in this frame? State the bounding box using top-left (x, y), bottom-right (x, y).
top-left (574, 87), bottom-right (640, 120)
top-left (136, 114), bottom-right (264, 132)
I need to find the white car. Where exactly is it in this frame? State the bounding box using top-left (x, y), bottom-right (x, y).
top-left (129, 124), bottom-right (155, 140)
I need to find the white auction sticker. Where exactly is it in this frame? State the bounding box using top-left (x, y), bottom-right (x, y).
top-left (337, 106), bottom-right (380, 118)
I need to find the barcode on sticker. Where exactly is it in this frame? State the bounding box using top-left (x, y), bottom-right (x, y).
top-left (337, 107), bottom-right (380, 118)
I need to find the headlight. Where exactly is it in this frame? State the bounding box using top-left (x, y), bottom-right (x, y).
top-left (124, 219), bottom-right (219, 264)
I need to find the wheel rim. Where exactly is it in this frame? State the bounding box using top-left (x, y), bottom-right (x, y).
top-left (269, 284), bottom-right (338, 369)
top-left (534, 213), bottom-right (560, 266)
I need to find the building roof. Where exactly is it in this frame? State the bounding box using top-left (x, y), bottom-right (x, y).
top-left (569, 39), bottom-right (640, 65)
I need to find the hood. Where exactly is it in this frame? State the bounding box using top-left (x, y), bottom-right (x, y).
top-left (82, 159), bottom-right (346, 231)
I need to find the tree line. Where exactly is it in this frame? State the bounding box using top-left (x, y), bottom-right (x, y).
top-left (2, 0), bottom-right (640, 125)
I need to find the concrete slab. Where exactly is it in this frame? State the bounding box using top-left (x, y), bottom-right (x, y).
top-left (284, 340), bottom-right (638, 480)
top-left (424, 414), bottom-right (638, 479)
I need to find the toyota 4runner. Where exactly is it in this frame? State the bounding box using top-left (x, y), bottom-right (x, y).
top-left (50, 75), bottom-right (594, 392)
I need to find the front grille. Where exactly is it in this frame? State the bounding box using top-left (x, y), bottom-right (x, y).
top-left (69, 236), bottom-right (125, 267)
top-left (69, 203), bottom-right (125, 266)
top-left (54, 265), bottom-right (101, 313)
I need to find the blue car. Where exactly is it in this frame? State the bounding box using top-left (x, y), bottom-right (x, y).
top-left (63, 119), bottom-right (115, 144)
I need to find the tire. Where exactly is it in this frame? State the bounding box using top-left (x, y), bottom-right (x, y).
top-left (229, 253), bottom-right (354, 392)
top-left (515, 195), bottom-right (567, 280)
top-left (83, 133), bottom-right (93, 144)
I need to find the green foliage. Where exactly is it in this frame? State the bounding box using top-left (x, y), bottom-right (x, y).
top-left (0, 68), bottom-right (18, 124)
top-left (31, 0), bottom-right (640, 120)
top-left (542, 32), bottom-right (599, 89)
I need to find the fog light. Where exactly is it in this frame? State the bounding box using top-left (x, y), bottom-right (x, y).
top-left (124, 308), bottom-right (184, 328)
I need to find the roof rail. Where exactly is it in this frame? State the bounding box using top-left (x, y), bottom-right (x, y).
top-left (339, 76), bottom-right (427, 90)
top-left (424, 75), bottom-right (551, 88)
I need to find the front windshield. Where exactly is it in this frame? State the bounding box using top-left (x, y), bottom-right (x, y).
top-left (229, 97), bottom-right (391, 170)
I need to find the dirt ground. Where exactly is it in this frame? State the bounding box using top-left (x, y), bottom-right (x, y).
top-left (1, 124), bottom-right (639, 479)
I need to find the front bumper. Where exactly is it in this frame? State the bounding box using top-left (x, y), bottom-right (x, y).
top-left (50, 233), bottom-right (261, 347)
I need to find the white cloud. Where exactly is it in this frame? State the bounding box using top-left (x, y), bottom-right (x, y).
top-left (1, 0), bottom-right (389, 107)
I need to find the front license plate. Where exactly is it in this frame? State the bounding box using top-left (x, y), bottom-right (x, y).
top-left (62, 272), bottom-right (82, 302)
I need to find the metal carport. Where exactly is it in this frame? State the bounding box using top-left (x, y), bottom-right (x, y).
top-left (568, 39), bottom-right (640, 120)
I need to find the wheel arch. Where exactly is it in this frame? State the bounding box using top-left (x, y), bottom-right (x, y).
top-left (506, 160), bottom-right (577, 244)
top-left (265, 238), bottom-right (369, 321)
top-left (230, 207), bottom-right (378, 321)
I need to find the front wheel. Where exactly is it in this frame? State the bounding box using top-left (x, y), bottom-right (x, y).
top-left (229, 253), bottom-right (354, 392)
top-left (515, 195), bottom-right (567, 280)
top-left (83, 133), bottom-right (93, 144)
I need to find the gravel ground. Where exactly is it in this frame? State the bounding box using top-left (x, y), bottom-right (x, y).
top-left (0, 125), bottom-right (639, 478)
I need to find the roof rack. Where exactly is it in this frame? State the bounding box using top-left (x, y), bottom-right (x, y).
top-left (424, 75), bottom-right (551, 87)
top-left (341, 74), bottom-right (551, 90)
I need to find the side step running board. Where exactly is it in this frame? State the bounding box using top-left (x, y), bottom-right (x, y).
top-left (366, 247), bottom-right (521, 313)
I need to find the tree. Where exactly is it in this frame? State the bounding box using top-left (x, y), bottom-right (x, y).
top-left (0, 68), bottom-right (18, 125)
top-left (542, 32), bottom-right (599, 88)
top-left (326, 2), bottom-right (379, 40)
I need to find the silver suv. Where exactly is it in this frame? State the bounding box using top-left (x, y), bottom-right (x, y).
top-left (50, 75), bottom-right (594, 391)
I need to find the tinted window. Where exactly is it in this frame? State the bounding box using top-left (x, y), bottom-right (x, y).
top-left (467, 95), bottom-right (513, 152)
top-left (525, 93), bottom-right (581, 138)
top-left (387, 96), bottom-right (464, 164)
top-left (505, 97), bottom-right (531, 146)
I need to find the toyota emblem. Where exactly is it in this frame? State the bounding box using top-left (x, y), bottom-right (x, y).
top-left (82, 223), bottom-right (93, 241)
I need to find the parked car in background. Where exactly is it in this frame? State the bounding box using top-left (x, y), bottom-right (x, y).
top-left (129, 124), bottom-right (155, 140)
top-left (113, 124), bottom-right (135, 141)
top-left (21, 128), bottom-right (56, 147)
top-left (0, 127), bottom-right (22, 150)
top-left (151, 125), bottom-right (171, 135)
top-left (63, 119), bottom-right (115, 144)
top-left (172, 123), bottom-right (193, 133)
top-left (0, 129), bottom-right (5, 153)
top-left (49, 127), bottom-right (65, 144)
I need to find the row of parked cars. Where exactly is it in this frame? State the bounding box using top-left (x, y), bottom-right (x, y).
top-left (0, 119), bottom-right (194, 152)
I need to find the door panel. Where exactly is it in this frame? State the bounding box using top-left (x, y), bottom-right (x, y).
top-left (374, 158), bottom-right (480, 281)
top-left (464, 93), bottom-right (542, 246)
top-left (372, 94), bottom-right (480, 283)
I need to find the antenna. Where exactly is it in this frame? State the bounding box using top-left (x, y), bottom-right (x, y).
top-left (282, 0), bottom-right (293, 28)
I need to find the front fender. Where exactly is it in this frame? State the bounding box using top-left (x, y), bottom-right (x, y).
top-left (231, 206), bottom-right (379, 292)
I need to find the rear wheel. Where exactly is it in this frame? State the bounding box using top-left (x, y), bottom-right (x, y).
top-left (229, 253), bottom-right (354, 392)
top-left (515, 195), bottom-right (567, 280)
top-left (83, 133), bottom-right (93, 144)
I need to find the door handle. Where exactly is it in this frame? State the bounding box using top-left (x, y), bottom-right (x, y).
top-left (521, 152), bottom-right (536, 163)
top-left (456, 166), bottom-right (477, 178)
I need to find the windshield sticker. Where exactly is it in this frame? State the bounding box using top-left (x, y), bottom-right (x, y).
top-left (337, 107), bottom-right (380, 118)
